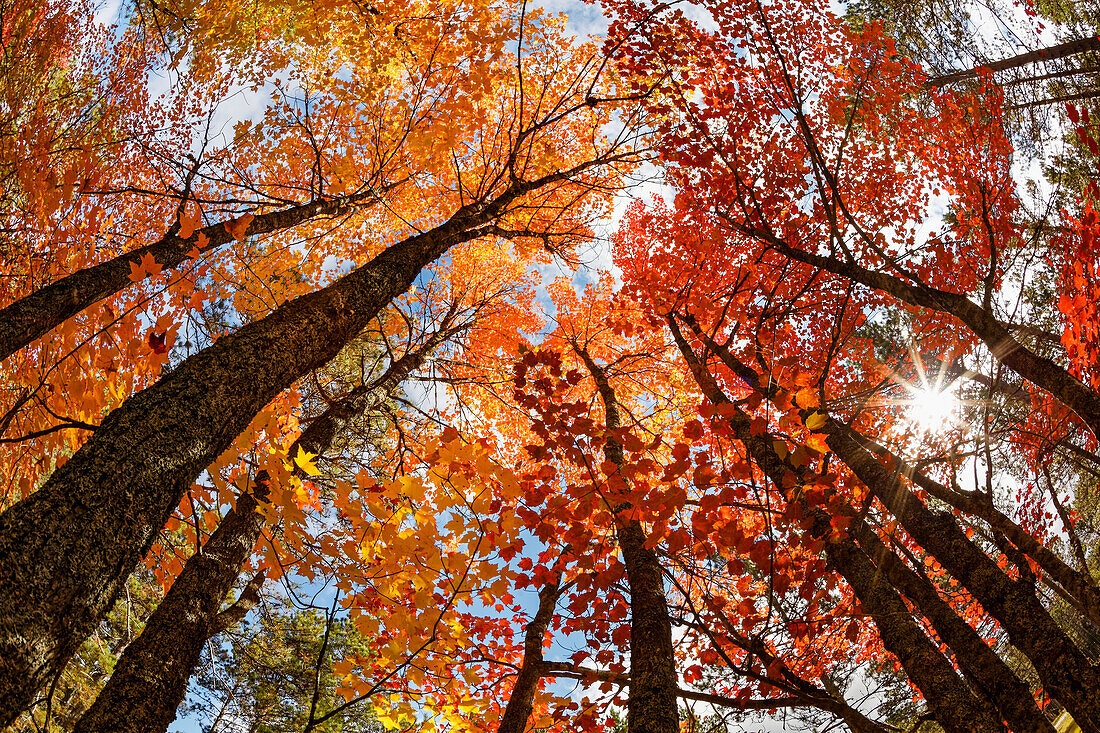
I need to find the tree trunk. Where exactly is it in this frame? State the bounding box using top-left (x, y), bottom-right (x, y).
top-left (668, 318), bottom-right (1007, 733)
top-left (0, 168), bottom-right (561, 725)
top-left (850, 518), bottom-right (1056, 733)
top-left (0, 190), bottom-right (381, 364)
top-left (826, 423), bottom-right (1100, 732)
top-left (68, 330), bottom-right (447, 733)
top-left (927, 35), bottom-right (1100, 88)
top-left (681, 315), bottom-right (1062, 732)
top-left (498, 578), bottom-right (563, 733)
top-left (576, 349), bottom-right (681, 733)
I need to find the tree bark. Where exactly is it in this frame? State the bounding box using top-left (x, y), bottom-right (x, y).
top-left (0, 167), bottom-right (572, 725)
top-left (68, 328), bottom-right (448, 733)
top-left (0, 189), bottom-right (383, 364)
top-left (668, 318), bottom-right (1007, 733)
top-left (497, 579), bottom-right (563, 733)
top-left (927, 35), bottom-right (1100, 88)
top-left (681, 316), bottom-right (1070, 732)
top-left (849, 519), bottom-right (1056, 733)
top-left (853, 430), bottom-right (1100, 630)
top-left (575, 348), bottom-right (680, 733)
top-left (825, 423), bottom-right (1100, 732)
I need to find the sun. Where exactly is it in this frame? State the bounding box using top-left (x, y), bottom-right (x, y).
top-left (902, 381), bottom-right (960, 434)
top-left (879, 345), bottom-right (964, 437)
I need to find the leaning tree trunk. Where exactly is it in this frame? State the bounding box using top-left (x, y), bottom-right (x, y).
top-left (689, 314), bottom-right (1100, 730)
top-left (668, 318), bottom-right (1007, 733)
top-left (576, 349), bottom-right (681, 733)
top-left (0, 168), bottom-right (565, 725)
top-left (497, 577), bottom-right (564, 733)
top-left (927, 35), bottom-right (1100, 88)
top-left (0, 189), bottom-right (382, 363)
top-left (825, 423), bottom-right (1100, 732)
top-left (69, 326), bottom-right (451, 733)
top-left (683, 317), bottom-right (1057, 733)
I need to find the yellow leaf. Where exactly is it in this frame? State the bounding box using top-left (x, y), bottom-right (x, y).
top-left (294, 446), bottom-right (321, 476)
top-left (805, 411), bottom-right (827, 430)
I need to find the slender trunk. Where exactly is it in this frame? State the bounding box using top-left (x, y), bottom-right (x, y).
top-left (679, 316), bottom-right (1100, 729)
top-left (849, 519), bottom-right (1056, 733)
top-left (498, 579), bottom-right (563, 733)
top-left (682, 316), bottom-right (1075, 730)
top-left (69, 333), bottom-right (447, 733)
top-left (685, 315), bottom-right (1100, 631)
top-left (854, 431), bottom-right (1100, 630)
top-left (0, 168), bottom-right (562, 724)
top-left (668, 318), bottom-right (1006, 733)
top-left (927, 35), bottom-right (1100, 88)
top-left (0, 189), bottom-right (382, 364)
top-left (575, 349), bottom-right (680, 733)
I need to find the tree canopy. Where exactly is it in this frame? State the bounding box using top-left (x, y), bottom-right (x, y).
top-left (3, 0), bottom-right (1100, 731)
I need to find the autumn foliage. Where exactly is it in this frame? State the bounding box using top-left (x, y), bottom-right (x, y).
top-left (2, 0), bottom-right (1100, 731)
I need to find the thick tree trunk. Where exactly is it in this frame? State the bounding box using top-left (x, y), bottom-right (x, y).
top-left (69, 331), bottom-right (446, 733)
top-left (498, 579), bottom-right (563, 733)
top-left (668, 318), bottom-right (1007, 733)
top-left (0, 169), bottom-right (563, 725)
top-left (0, 190), bottom-right (381, 364)
top-left (576, 349), bottom-right (680, 733)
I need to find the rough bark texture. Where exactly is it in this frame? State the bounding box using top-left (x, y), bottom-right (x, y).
top-left (856, 433), bottom-right (1100, 630)
top-left (849, 520), bottom-right (1056, 733)
top-left (668, 318), bottom-right (1006, 733)
top-left (684, 318), bottom-right (1062, 732)
top-left (0, 190), bottom-right (380, 363)
top-left (497, 580), bottom-right (562, 733)
top-left (68, 333), bottom-right (443, 733)
top-left (69, 491), bottom-right (266, 733)
top-left (0, 170), bottom-right (561, 724)
top-left (825, 423), bottom-right (1100, 732)
top-left (577, 349), bottom-right (680, 733)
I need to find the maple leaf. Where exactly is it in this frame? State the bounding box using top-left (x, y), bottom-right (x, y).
top-left (293, 446), bottom-right (321, 476)
top-left (148, 331), bottom-right (167, 354)
top-left (129, 252), bottom-right (163, 282)
top-left (224, 212), bottom-right (255, 241)
top-left (178, 207), bottom-right (201, 239)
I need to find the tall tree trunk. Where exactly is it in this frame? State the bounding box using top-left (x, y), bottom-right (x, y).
top-left (498, 577), bottom-right (564, 733)
top-left (853, 429), bottom-right (1100, 630)
top-left (668, 318), bottom-right (1007, 733)
top-left (0, 189), bottom-right (382, 364)
top-left (575, 348), bottom-right (680, 733)
top-left (849, 519), bottom-right (1056, 733)
top-left (68, 328), bottom-right (450, 733)
top-left (0, 167), bottom-right (569, 725)
top-left (681, 315), bottom-right (1062, 732)
top-left (825, 423), bottom-right (1100, 731)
